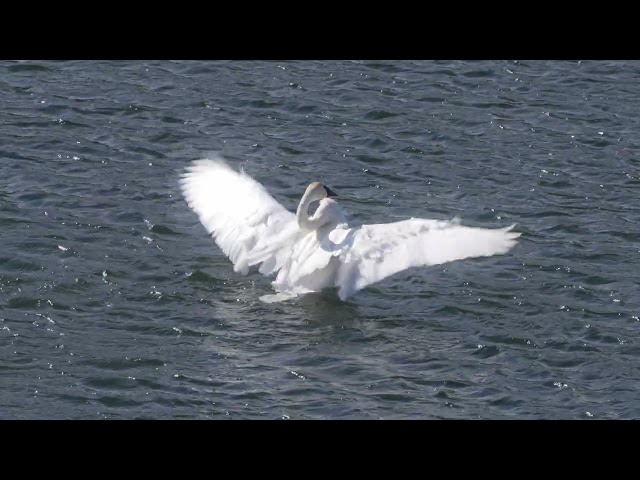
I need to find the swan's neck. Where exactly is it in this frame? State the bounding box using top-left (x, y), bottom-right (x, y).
top-left (296, 191), bottom-right (321, 230)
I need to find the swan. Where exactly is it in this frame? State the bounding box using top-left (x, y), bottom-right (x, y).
top-left (180, 157), bottom-right (520, 302)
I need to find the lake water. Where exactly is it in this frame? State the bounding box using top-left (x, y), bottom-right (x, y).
top-left (1, 60), bottom-right (639, 419)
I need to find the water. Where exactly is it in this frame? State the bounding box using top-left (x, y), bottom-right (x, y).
top-left (1, 60), bottom-right (639, 419)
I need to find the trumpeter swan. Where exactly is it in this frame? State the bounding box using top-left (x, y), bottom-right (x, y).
top-left (180, 157), bottom-right (520, 302)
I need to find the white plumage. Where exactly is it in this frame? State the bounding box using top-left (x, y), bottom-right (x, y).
top-left (180, 157), bottom-right (520, 302)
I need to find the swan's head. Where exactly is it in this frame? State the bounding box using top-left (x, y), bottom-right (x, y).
top-left (304, 181), bottom-right (338, 202)
top-left (297, 181), bottom-right (341, 229)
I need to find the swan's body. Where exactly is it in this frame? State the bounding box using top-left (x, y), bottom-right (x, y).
top-left (180, 157), bottom-right (520, 302)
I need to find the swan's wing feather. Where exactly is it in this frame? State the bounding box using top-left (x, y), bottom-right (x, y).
top-left (180, 157), bottom-right (296, 274)
top-left (336, 218), bottom-right (520, 299)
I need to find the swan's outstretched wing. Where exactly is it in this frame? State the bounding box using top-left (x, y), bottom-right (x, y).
top-left (335, 218), bottom-right (520, 300)
top-left (180, 157), bottom-right (297, 275)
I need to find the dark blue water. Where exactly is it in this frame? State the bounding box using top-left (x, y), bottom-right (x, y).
top-left (1, 60), bottom-right (639, 419)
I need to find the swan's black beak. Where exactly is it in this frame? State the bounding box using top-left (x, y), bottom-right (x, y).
top-left (324, 186), bottom-right (338, 198)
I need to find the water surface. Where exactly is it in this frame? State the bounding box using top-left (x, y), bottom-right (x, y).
top-left (1, 60), bottom-right (638, 419)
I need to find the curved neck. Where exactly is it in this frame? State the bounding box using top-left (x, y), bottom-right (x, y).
top-left (296, 191), bottom-right (322, 230)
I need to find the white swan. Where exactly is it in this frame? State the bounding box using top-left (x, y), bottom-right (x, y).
top-left (180, 157), bottom-right (520, 302)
